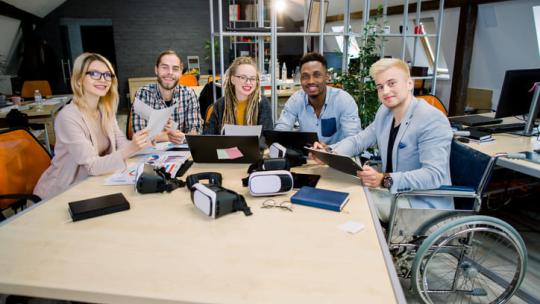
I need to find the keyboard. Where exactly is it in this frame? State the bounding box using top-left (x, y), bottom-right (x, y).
top-left (476, 123), bottom-right (526, 134)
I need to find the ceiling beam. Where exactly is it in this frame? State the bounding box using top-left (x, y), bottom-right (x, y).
top-left (298, 0), bottom-right (508, 26)
top-left (0, 0), bottom-right (41, 23)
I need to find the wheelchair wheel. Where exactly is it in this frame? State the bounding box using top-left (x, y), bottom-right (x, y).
top-left (411, 215), bottom-right (527, 304)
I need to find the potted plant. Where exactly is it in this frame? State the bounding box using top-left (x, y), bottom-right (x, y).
top-left (333, 7), bottom-right (385, 127)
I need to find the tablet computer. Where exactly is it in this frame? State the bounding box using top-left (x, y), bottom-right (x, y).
top-left (186, 135), bottom-right (262, 163)
top-left (306, 147), bottom-right (364, 176)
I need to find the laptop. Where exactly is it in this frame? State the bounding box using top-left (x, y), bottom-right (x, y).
top-left (186, 135), bottom-right (262, 163)
top-left (306, 147), bottom-right (365, 176)
top-left (263, 130), bottom-right (318, 154)
top-left (448, 115), bottom-right (503, 127)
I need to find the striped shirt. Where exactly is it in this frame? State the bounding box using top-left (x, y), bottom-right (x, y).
top-left (131, 83), bottom-right (203, 134)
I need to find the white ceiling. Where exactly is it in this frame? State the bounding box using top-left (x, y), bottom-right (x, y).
top-left (3, 0), bottom-right (67, 18)
top-left (2, 0), bottom-right (422, 20)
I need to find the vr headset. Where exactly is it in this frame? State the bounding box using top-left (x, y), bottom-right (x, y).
top-left (242, 158), bottom-right (294, 196)
top-left (136, 164), bottom-right (185, 193)
top-left (187, 172), bottom-right (252, 218)
top-left (269, 143), bottom-right (306, 167)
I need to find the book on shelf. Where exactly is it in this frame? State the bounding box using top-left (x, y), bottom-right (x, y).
top-left (229, 4), bottom-right (240, 21)
top-left (290, 186), bottom-right (350, 212)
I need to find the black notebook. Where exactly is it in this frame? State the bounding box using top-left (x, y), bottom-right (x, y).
top-left (68, 193), bottom-right (130, 222)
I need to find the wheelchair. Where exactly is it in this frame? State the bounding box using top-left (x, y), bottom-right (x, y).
top-left (385, 140), bottom-right (528, 304)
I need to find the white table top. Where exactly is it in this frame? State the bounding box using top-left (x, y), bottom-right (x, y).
top-left (0, 162), bottom-right (404, 303)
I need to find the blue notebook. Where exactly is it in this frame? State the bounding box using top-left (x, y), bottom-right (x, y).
top-left (290, 186), bottom-right (350, 212)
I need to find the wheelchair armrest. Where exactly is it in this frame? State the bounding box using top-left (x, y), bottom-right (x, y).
top-left (396, 185), bottom-right (477, 199)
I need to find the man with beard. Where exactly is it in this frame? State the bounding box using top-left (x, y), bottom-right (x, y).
top-left (313, 58), bottom-right (453, 222)
top-left (274, 52), bottom-right (361, 144)
top-left (131, 50), bottom-right (203, 144)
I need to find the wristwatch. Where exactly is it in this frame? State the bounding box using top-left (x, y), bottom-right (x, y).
top-left (382, 173), bottom-right (393, 189)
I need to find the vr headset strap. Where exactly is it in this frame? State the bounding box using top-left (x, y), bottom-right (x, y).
top-left (223, 189), bottom-right (252, 216)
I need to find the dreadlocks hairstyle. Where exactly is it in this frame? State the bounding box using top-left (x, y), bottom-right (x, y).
top-left (222, 56), bottom-right (261, 127)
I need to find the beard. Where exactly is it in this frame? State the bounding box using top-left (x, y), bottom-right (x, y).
top-left (157, 75), bottom-right (178, 90)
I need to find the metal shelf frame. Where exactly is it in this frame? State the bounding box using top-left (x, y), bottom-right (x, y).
top-left (208, 0), bottom-right (445, 120)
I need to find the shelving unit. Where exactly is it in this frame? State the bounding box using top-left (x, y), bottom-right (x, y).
top-left (208, 0), bottom-right (446, 120)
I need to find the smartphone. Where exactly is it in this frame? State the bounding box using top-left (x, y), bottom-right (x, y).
top-left (292, 173), bottom-right (321, 188)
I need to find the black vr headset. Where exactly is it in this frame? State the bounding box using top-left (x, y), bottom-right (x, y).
top-left (187, 172), bottom-right (252, 218)
top-left (136, 164), bottom-right (185, 193)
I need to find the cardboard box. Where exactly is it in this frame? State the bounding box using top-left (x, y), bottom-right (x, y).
top-left (466, 88), bottom-right (493, 113)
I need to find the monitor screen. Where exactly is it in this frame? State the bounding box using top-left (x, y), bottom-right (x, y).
top-left (495, 68), bottom-right (540, 118)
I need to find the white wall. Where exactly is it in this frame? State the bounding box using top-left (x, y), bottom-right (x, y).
top-left (469, 0), bottom-right (540, 110)
top-left (0, 15), bottom-right (21, 72)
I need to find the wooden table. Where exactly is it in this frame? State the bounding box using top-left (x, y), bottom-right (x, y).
top-left (466, 133), bottom-right (540, 178)
top-left (0, 161), bottom-right (405, 303)
top-left (0, 95), bottom-right (70, 146)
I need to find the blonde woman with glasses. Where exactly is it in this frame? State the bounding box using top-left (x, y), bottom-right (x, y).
top-left (34, 53), bottom-right (151, 200)
top-left (204, 56), bottom-right (273, 135)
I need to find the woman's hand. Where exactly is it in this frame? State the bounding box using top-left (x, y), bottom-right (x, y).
top-left (121, 128), bottom-right (152, 158)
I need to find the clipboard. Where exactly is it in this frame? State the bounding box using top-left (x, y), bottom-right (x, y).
top-left (306, 147), bottom-right (364, 176)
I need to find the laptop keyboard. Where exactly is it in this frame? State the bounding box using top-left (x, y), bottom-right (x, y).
top-left (476, 123), bottom-right (526, 133)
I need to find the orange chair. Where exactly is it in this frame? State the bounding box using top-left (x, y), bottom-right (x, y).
top-left (205, 104), bottom-right (214, 125)
top-left (0, 128), bottom-right (51, 219)
top-left (21, 80), bottom-right (53, 99)
top-left (418, 95), bottom-right (448, 116)
top-left (179, 75), bottom-right (198, 87)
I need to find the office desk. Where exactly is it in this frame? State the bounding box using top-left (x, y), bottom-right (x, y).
top-left (0, 162), bottom-right (404, 303)
top-left (466, 133), bottom-right (540, 178)
top-left (0, 96), bottom-right (70, 145)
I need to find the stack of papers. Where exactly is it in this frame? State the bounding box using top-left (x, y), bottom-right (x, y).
top-left (104, 150), bottom-right (190, 185)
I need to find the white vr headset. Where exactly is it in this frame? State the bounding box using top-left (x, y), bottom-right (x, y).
top-left (248, 170), bottom-right (294, 196)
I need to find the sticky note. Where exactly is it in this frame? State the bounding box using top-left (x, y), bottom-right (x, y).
top-left (217, 149), bottom-right (229, 159)
top-left (338, 221), bottom-right (365, 234)
top-left (225, 147), bottom-right (244, 159)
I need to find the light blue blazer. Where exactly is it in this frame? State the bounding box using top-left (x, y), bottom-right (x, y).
top-left (333, 97), bottom-right (454, 209)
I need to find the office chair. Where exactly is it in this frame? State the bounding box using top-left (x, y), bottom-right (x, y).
top-left (179, 75), bottom-right (198, 87)
top-left (204, 104), bottom-right (215, 126)
top-left (5, 109), bottom-right (51, 154)
top-left (21, 80), bottom-right (53, 99)
top-left (417, 94), bottom-right (447, 116)
top-left (0, 128), bottom-right (51, 220)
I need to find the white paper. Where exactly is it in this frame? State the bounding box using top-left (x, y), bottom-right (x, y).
top-left (132, 99), bottom-right (153, 120)
top-left (148, 107), bottom-right (175, 139)
top-left (338, 221), bottom-right (365, 234)
top-left (222, 124), bottom-right (262, 137)
top-left (104, 163), bottom-right (142, 185)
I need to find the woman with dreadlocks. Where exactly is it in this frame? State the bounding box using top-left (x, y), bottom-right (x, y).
top-left (204, 56), bottom-right (273, 135)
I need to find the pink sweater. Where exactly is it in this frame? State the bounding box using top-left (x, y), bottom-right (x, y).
top-left (34, 103), bottom-right (129, 200)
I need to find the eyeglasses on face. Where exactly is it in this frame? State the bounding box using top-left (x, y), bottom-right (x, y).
top-left (86, 70), bottom-right (115, 81)
top-left (261, 199), bottom-right (293, 212)
top-left (234, 75), bottom-right (258, 84)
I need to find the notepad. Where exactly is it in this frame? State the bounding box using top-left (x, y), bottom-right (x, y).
top-left (290, 186), bottom-right (350, 212)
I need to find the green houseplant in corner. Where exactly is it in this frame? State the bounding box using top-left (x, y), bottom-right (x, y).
top-left (333, 7), bottom-right (385, 127)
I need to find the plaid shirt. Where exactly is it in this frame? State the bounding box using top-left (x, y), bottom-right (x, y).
top-left (131, 83), bottom-right (203, 134)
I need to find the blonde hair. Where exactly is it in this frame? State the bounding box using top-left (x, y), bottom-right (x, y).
top-left (222, 56), bottom-right (261, 127)
top-left (71, 52), bottom-right (119, 134)
top-left (369, 58), bottom-right (410, 80)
